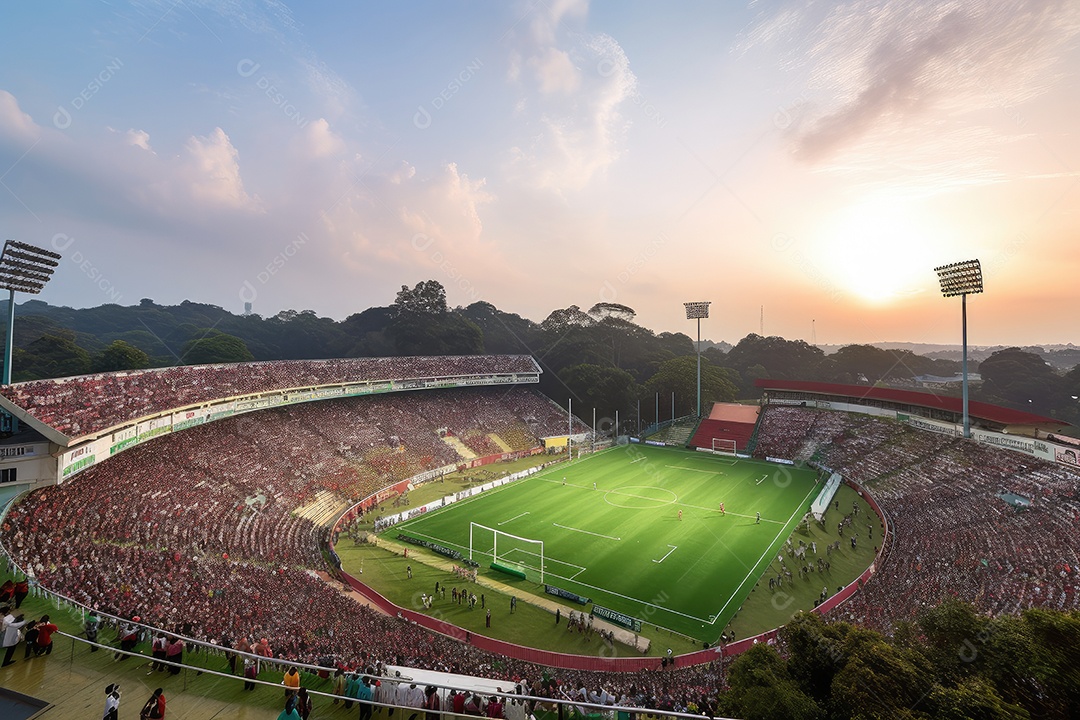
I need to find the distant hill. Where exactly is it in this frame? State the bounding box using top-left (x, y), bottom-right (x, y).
top-left (818, 342), bottom-right (1080, 369)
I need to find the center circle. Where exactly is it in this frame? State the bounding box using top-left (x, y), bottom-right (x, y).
top-left (603, 485), bottom-right (678, 509)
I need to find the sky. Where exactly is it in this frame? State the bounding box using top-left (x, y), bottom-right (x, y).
top-left (1, 0), bottom-right (1079, 347)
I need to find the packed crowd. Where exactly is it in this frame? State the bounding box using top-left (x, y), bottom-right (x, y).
top-left (0, 355), bottom-right (540, 437)
top-left (755, 405), bottom-right (1080, 630)
top-left (8, 390), bottom-right (1077, 708)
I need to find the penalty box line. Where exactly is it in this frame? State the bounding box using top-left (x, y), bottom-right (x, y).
top-left (501, 546), bottom-right (587, 580)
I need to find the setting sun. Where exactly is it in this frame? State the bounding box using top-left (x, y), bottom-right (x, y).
top-left (819, 196), bottom-right (952, 304)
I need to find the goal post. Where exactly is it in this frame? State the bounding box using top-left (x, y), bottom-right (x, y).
top-left (711, 438), bottom-right (738, 456)
top-left (469, 522), bottom-right (545, 584)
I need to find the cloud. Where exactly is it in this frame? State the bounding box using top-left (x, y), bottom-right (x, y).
top-left (184, 127), bottom-right (262, 211)
top-left (0, 89), bottom-right (40, 145)
top-left (506, 1), bottom-right (637, 193)
top-left (529, 47), bottom-right (581, 94)
top-left (126, 129), bottom-right (153, 152)
top-left (747, 0), bottom-right (1080, 163)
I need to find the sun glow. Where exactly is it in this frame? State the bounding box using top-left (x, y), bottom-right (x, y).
top-left (819, 196), bottom-right (952, 304)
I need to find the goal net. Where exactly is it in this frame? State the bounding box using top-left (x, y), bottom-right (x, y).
top-left (710, 438), bottom-right (738, 456)
top-left (469, 523), bottom-right (544, 583)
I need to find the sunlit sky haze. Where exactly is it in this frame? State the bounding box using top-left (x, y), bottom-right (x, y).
top-left (1, 1), bottom-right (1079, 346)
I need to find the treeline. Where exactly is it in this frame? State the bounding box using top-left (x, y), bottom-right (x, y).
top-left (8, 280), bottom-right (1080, 428)
top-left (720, 599), bottom-right (1079, 720)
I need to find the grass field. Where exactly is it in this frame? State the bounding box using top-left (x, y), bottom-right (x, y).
top-left (390, 444), bottom-right (820, 643)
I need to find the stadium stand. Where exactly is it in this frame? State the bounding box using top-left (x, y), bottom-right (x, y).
top-left (686, 403), bottom-right (760, 451)
top-left (5, 356), bottom-right (1078, 709)
top-left (0, 355), bottom-right (540, 439)
top-left (752, 405), bottom-right (1080, 630)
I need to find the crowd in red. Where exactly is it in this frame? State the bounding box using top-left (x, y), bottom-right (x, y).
top-left (6, 385), bottom-right (1078, 711)
top-left (754, 405), bottom-right (1080, 629)
top-left (0, 355), bottom-right (540, 437)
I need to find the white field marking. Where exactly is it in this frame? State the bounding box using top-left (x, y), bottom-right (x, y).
top-left (552, 523), bottom-right (621, 541)
top-left (502, 547), bottom-right (586, 579)
top-left (705, 482), bottom-right (820, 625)
top-left (397, 445), bottom-right (620, 530)
top-left (652, 545), bottom-right (678, 563)
top-left (630, 456), bottom-right (646, 464)
top-left (672, 501), bottom-right (785, 524)
top-left (664, 465), bottom-right (721, 475)
top-left (497, 512), bottom-right (530, 526)
top-left (755, 475), bottom-right (768, 485)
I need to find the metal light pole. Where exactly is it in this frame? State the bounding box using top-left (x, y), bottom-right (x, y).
top-left (0, 240), bottom-right (61, 433)
top-left (682, 302), bottom-right (708, 416)
top-left (934, 259), bottom-right (984, 438)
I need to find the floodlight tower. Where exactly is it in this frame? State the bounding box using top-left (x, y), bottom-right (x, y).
top-left (684, 301), bottom-right (711, 418)
top-left (0, 241), bottom-right (61, 385)
top-left (934, 259), bottom-right (983, 438)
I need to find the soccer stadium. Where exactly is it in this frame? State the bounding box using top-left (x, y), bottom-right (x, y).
top-left (0, 351), bottom-right (1078, 718)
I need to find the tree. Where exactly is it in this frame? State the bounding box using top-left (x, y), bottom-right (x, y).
top-left (978, 348), bottom-right (1066, 416)
top-left (926, 678), bottom-right (1031, 720)
top-left (18, 332), bottom-right (92, 380)
top-left (587, 302), bottom-right (636, 323)
top-left (540, 305), bottom-right (595, 332)
top-left (724, 334), bottom-right (825, 392)
top-left (392, 280), bottom-right (448, 317)
top-left (781, 612), bottom-right (849, 702)
top-left (558, 364), bottom-right (639, 421)
top-left (181, 332), bottom-right (255, 365)
top-left (722, 643), bottom-right (822, 720)
top-left (93, 340), bottom-right (150, 373)
top-left (830, 639), bottom-right (936, 719)
top-left (644, 355), bottom-right (738, 416)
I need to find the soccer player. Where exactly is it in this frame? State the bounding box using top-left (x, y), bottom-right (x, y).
top-left (718, 502), bottom-right (725, 516)
top-left (678, 510), bottom-right (682, 521)
top-left (756, 512), bottom-right (761, 524)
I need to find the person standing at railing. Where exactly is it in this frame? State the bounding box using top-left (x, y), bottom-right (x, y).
top-left (164, 636), bottom-right (184, 675)
top-left (13, 577), bottom-right (28, 608)
top-left (1, 606), bottom-right (27, 667)
top-left (115, 619), bottom-right (139, 660)
top-left (85, 611), bottom-right (101, 651)
top-left (33, 614), bottom-right (57, 656)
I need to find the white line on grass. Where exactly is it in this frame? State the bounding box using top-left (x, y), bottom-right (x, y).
top-left (552, 523), bottom-right (621, 541)
top-left (629, 456), bottom-right (646, 464)
top-left (664, 465), bottom-right (721, 475)
top-left (497, 512), bottom-right (530, 526)
top-left (705, 482), bottom-right (820, 625)
top-left (653, 545), bottom-right (678, 563)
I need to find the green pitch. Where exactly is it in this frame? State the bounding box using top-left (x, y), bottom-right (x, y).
top-left (391, 444), bottom-right (820, 643)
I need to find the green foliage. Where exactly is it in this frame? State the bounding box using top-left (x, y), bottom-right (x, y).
top-left (181, 332), bottom-right (255, 365)
top-left (93, 340), bottom-right (150, 372)
top-left (829, 639), bottom-right (935, 719)
top-left (978, 348), bottom-right (1067, 416)
top-left (724, 643), bottom-right (823, 720)
top-left (14, 331), bottom-right (92, 380)
top-left (558, 364), bottom-right (639, 420)
top-left (644, 355), bottom-right (738, 415)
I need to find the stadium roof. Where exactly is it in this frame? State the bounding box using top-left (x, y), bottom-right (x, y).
top-left (755, 378), bottom-right (1068, 429)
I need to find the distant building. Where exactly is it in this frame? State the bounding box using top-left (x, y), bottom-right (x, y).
top-left (913, 373), bottom-right (981, 389)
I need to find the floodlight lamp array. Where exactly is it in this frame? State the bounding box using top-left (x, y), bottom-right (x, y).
top-left (684, 301), bottom-right (711, 319)
top-left (934, 259), bottom-right (983, 298)
top-left (0, 240), bottom-right (61, 295)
